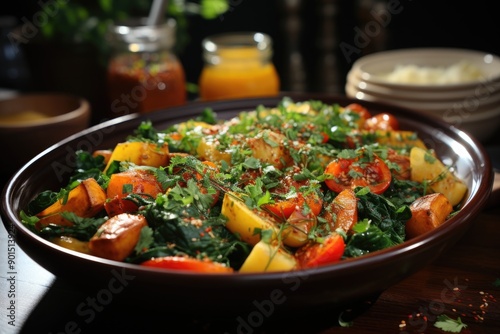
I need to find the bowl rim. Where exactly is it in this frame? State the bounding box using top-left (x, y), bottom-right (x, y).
top-left (0, 93), bottom-right (90, 128)
top-left (345, 81), bottom-right (500, 112)
top-left (0, 94), bottom-right (494, 292)
top-left (347, 69), bottom-right (500, 102)
top-left (352, 47), bottom-right (500, 90)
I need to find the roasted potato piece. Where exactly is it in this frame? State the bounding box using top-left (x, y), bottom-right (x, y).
top-left (321, 188), bottom-right (358, 234)
top-left (196, 136), bottom-right (232, 164)
top-left (104, 142), bottom-right (169, 172)
top-left (386, 149), bottom-right (411, 180)
top-left (221, 192), bottom-right (278, 245)
top-left (36, 178), bottom-right (106, 229)
top-left (405, 193), bottom-right (453, 239)
top-left (89, 213), bottom-right (147, 261)
top-left (282, 209), bottom-right (316, 248)
top-left (410, 147), bottom-right (467, 206)
top-left (246, 130), bottom-right (293, 169)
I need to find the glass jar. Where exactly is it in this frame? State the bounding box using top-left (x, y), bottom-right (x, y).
top-left (106, 18), bottom-right (186, 116)
top-left (199, 32), bottom-right (280, 101)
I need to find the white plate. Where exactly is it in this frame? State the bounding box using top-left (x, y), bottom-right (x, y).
top-left (350, 48), bottom-right (500, 90)
top-left (346, 69), bottom-right (500, 101)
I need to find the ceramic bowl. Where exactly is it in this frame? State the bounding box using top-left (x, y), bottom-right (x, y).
top-left (346, 48), bottom-right (500, 141)
top-left (351, 48), bottom-right (500, 89)
top-left (0, 93), bottom-right (91, 178)
top-left (1, 94), bottom-right (493, 316)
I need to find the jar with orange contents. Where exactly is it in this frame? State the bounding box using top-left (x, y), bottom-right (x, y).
top-left (106, 18), bottom-right (186, 116)
top-left (198, 32), bottom-right (280, 101)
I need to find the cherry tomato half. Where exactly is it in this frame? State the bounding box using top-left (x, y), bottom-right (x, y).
top-left (263, 170), bottom-right (323, 219)
top-left (364, 113), bottom-right (399, 131)
top-left (324, 152), bottom-right (392, 194)
top-left (264, 192), bottom-right (323, 219)
top-left (141, 256), bottom-right (233, 273)
top-left (344, 103), bottom-right (372, 120)
top-left (344, 103), bottom-right (372, 127)
top-left (296, 233), bottom-right (345, 268)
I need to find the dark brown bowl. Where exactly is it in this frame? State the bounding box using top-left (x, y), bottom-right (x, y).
top-left (1, 94), bottom-right (493, 315)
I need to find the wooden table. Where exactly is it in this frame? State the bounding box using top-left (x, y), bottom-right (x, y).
top-left (1, 186), bottom-right (499, 334)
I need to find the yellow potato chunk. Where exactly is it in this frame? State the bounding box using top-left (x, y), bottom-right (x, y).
top-left (104, 142), bottom-right (169, 172)
top-left (239, 240), bottom-right (298, 273)
top-left (196, 136), bottom-right (232, 164)
top-left (51, 236), bottom-right (91, 254)
top-left (221, 192), bottom-right (277, 245)
top-left (246, 130), bottom-right (293, 169)
top-left (410, 147), bottom-right (467, 206)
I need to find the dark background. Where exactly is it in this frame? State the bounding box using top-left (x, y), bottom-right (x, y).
top-left (2, 0), bottom-right (500, 124)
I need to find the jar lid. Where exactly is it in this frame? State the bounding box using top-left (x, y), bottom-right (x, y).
top-left (202, 32), bottom-right (273, 63)
top-left (108, 18), bottom-right (176, 52)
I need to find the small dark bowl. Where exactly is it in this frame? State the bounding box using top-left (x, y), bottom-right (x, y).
top-left (1, 94), bottom-right (493, 315)
top-left (0, 93), bottom-right (91, 178)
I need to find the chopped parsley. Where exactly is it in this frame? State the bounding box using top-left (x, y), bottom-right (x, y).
top-left (434, 315), bottom-right (467, 333)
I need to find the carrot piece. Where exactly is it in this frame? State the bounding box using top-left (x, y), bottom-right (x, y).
top-left (36, 178), bottom-right (106, 229)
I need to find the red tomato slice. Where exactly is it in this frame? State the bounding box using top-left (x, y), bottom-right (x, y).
top-left (141, 256), bottom-right (233, 273)
top-left (324, 152), bottom-right (391, 194)
top-left (264, 197), bottom-right (300, 219)
top-left (320, 132), bottom-right (330, 143)
top-left (264, 192), bottom-right (323, 219)
top-left (296, 233), bottom-right (345, 268)
top-left (262, 168), bottom-right (323, 219)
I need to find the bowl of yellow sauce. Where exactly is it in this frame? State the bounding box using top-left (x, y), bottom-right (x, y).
top-left (0, 93), bottom-right (90, 178)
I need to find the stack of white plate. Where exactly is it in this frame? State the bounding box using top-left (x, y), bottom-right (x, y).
top-left (346, 48), bottom-right (500, 142)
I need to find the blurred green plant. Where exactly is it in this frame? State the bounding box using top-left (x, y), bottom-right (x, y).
top-left (39, 0), bottom-right (229, 55)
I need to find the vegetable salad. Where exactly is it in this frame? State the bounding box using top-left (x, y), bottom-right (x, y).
top-left (21, 98), bottom-right (467, 273)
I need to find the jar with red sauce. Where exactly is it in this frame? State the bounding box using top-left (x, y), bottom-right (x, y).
top-left (107, 18), bottom-right (186, 116)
